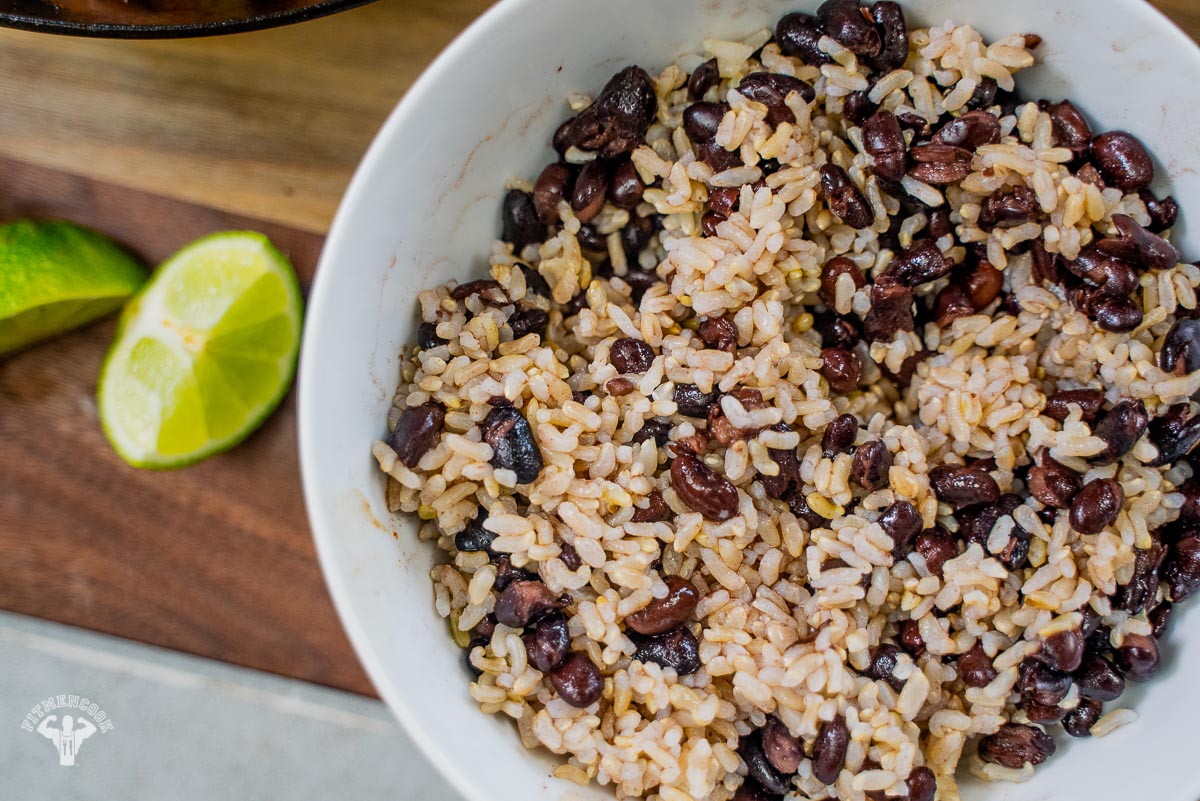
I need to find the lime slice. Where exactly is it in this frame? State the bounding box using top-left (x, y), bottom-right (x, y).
top-left (98, 231), bottom-right (303, 469)
top-left (0, 221), bottom-right (147, 356)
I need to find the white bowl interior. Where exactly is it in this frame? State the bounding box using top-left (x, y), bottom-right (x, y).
top-left (300, 2), bottom-right (1200, 799)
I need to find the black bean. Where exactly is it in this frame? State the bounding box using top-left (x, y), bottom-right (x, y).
top-left (1027, 457), bottom-right (1081, 508)
top-left (820, 412), bottom-right (859, 455)
top-left (862, 110), bottom-right (907, 183)
top-left (737, 72), bottom-right (815, 127)
top-left (869, 1), bottom-right (909, 71)
top-left (699, 316), bottom-right (739, 353)
top-left (932, 110), bottom-right (1001, 151)
top-left (730, 780), bottom-right (778, 801)
top-left (1043, 388), bottom-right (1104, 422)
top-left (523, 614), bottom-right (571, 672)
top-left (709, 187), bottom-right (741, 218)
top-left (502, 189), bottom-right (546, 251)
top-left (520, 264), bottom-right (552, 298)
top-left (776, 11), bottom-right (831, 65)
top-left (450, 279), bottom-right (508, 305)
top-left (761, 717), bottom-right (803, 775)
top-left (898, 619), bottom-right (925, 657)
top-left (1139, 189), bottom-right (1180, 233)
top-left (1160, 319), bottom-right (1200, 376)
top-left (1045, 100), bottom-right (1092, 156)
top-left (964, 260), bottom-right (1004, 310)
top-left (821, 347), bottom-right (862, 393)
top-left (495, 579), bottom-right (563, 628)
top-left (609, 160), bottom-right (645, 209)
top-left (388, 403), bottom-right (445, 468)
top-left (1105, 214), bottom-right (1179, 271)
top-left (565, 66), bottom-right (658, 158)
top-left (455, 511), bottom-right (497, 555)
top-left (979, 185), bottom-right (1039, 229)
top-left (492, 555), bottom-right (537, 591)
top-left (928, 208), bottom-right (953, 240)
top-left (966, 77), bottom-right (998, 110)
top-left (1163, 534), bottom-right (1200, 602)
top-left (534, 163), bottom-right (572, 225)
top-left (1030, 238), bottom-right (1064, 286)
top-left (852, 440), bottom-right (892, 490)
top-left (1090, 398), bottom-right (1149, 464)
top-left (817, 0), bottom-right (881, 56)
top-left (915, 526), bottom-right (959, 574)
top-left (1018, 659), bottom-right (1072, 707)
top-left (683, 101), bottom-right (728, 144)
top-left (1147, 403), bottom-right (1200, 467)
top-left (843, 90), bottom-right (878, 125)
top-left (558, 542), bottom-right (582, 570)
top-left (1091, 131), bottom-right (1154, 193)
top-left (698, 140), bottom-right (743, 172)
top-left (1063, 698), bottom-right (1103, 737)
top-left (631, 490), bottom-right (672, 523)
top-left (620, 214), bottom-right (657, 255)
top-left (631, 418), bottom-right (672, 447)
top-left (958, 642), bottom-right (998, 687)
top-left (888, 240), bottom-right (951, 287)
top-left (483, 405), bottom-right (544, 484)
top-left (625, 576), bottom-right (701, 635)
top-left (1074, 652), bottom-right (1125, 702)
top-left (1150, 602), bottom-right (1173, 638)
top-left (417, 321), bottom-right (445, 350)
top-left (510, 308), bottom-right (550, 339)
top-left (610, 337), bottom-right (655, 373)
top-left (821, 164), bottom-right (874, 229)
top-left (632, 625), bottom-right (701, 675)
top-left (739, 730), bottom-right (791, 795)
top-left (880, 500), bottom-right (922, 555)
top-left (978, 724), bottom-right (1056, 769)
top-left (928, 465), bottom-right (999, 510)
top-left (864, 275), bottom-right (915, 341)
top-left (550, 652), bottom-right (604, 707)
top-left (674, 383), bottom-right (717, 418)
top-left (701, 211), bottom-right (723, 237)
top-left (1116, 536), bottom-right (1166, 614)
top-left (671, 453), bottom-right (739, 521)
top-left (814, 311), bottom-right (862, 350)
top-left (1116, 632), bottom-right (1161, 681)
top-left (935, 283), bottom-right (974, 327)
top-left (905, 766), bottom-right (937, 801)
top-left (907, 144), bottom-right (973, 185)
top-left (819, 256), bottom-right (867, 306)
top-left (571, 160), bottom-right (609, 223)
top-left (863, 643), bottom-right (905, 690)
top-left (812, 716), bottom-right (850, 785)
top-left (1069, 478), bottom-right (1124, 535)
top-left (688, 58), bottom-right (720, 100)
top-left (1038, 628), bottom-right (1085, 673)
top-left (552, 118), bottom-right (575, 155)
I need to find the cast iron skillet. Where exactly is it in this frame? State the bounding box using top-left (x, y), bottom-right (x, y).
top-left (0, 0), bottom-right (378, 38)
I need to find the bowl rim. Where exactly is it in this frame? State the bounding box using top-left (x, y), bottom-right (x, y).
top-left (300, 2), bottom-right (1200, 801)
top-left (0, 0), bottom-right (376, 39)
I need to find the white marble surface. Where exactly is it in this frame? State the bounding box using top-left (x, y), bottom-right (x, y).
top-left (0, 611), bottom-right (464, 801)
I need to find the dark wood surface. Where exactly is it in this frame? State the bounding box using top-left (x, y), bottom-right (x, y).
top-left (0, 1), bottom-right (1195, 699)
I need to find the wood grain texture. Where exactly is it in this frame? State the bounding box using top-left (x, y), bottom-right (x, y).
top-left (0, 159), bottom-right (378, 692)
top-left (0, 0), bottom-right (1195, 698)
top-left (0, 0), bottom-right (495, 234)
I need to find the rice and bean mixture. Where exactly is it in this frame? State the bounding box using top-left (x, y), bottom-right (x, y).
top-left (372, 2), bottom-right (1200, 799)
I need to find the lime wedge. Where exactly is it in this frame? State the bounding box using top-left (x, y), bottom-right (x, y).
top-left (98, 232), bottom-right (303, 469)
top-left (0, 221), bottom-right (147, 356)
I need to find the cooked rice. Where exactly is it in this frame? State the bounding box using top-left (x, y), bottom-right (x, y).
top-left (372, 7), bottom-right (1195, 801)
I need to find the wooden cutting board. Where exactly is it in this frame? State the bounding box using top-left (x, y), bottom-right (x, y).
top-left (0, 0), bottom-right (1195, 698)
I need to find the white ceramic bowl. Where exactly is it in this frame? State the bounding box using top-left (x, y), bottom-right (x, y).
top-left (300, 2), bottom-right (1200, 799)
